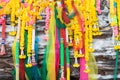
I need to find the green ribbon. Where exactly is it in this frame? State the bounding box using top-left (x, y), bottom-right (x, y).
top-left (54, 7), bottom-right (66, 29)
top-left (15, 41), bottom-right (19, 64)
top-left (60, 38), bottom-right (64, 67)
top-left (114, 50), bottom-right (119, 80)
top-left (66, 46), bottom-right (70, 64)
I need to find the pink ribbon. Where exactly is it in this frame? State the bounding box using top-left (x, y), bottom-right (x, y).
top-left (55, 27), bottom-right (60, 78)
top-left (80, 15), bottom-right (88, 80)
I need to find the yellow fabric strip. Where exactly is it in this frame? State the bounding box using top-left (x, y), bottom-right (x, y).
top-left (46, 2), bottom-right (56, 80)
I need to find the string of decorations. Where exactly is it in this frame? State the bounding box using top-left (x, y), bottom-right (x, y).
top-left (110, 0), bottom-right (120, 80)
top-left (0, 0), bottom-right (119, 80)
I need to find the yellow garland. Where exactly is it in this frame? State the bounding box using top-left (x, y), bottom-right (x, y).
top-left (116, 0), bottom-right (120, 29)
top-left (19, 10), bottom-right (26, 59)
top-left (65, 0), bottom-right (100, 79)
top-left (26, 25), bottom-right (33, 67)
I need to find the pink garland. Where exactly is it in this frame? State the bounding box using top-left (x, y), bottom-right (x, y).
top-left (96, 0), bottom-right (101, 14)
top-left (45, 7), bottom-right (50, 30)
top-left (114, 26), bottom-right (118, 36)
top-left (43, 7), bottom-right (50, 41)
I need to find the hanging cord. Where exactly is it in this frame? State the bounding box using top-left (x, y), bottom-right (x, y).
top-left (0, 15), bottom-right (6, 55)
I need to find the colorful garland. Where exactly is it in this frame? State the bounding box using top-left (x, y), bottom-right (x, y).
top-left (110, 0), bottom-right (120, 80)
top-left (0, 0), bottom-right (119, 80)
